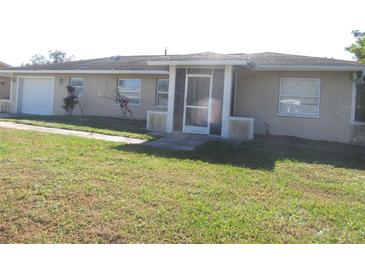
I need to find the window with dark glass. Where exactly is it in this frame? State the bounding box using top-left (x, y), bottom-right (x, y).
top-left (355, 81), bottom-right (365, 122)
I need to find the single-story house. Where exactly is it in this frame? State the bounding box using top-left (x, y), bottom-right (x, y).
top-left (0, 60), bottom-right (11, 108)
top-left (1, 52), bottom-right (365, 145)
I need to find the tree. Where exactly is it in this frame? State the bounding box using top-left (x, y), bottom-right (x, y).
top-left (62, 85), bottom-right (84, 116)
top-left (25, 50), bottom-right (75, 66)
top-left (28, 54), bottom-right (48, 65)
top-left (345, 30), bottom-right (365, 63)
top-left (48, 50), bottom-right (75, 64)
top-left (97, 87), bottom-right (134, 119)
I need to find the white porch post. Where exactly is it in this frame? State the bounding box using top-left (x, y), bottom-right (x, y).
top-left (221, 65), bottom-right (233, 138)
top-left (166, 65), bottom-right (176, 133)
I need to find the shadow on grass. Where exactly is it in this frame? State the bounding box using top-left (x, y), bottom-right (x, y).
top-left (3, 115), bottom-right (148, 135)
top-left (113, 135), bottom-right (365, 171)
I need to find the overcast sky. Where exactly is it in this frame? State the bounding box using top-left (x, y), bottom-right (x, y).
top-left (1, 0), bottom-right (364, 66)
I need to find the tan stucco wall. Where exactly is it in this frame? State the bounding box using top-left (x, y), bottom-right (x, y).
top-left (0, 77), bottom-right (10, 100)
top-left (0, 63), bottom-right (11, 100)
top-left (8, 70), bottom-right (360, 144)
top-left (10, 73), bottom-right (168, 119)
top-left (234, 70), bottom-right (353, 143)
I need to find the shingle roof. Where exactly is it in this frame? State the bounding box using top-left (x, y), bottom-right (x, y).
top-left (6, 55), bottom-right (169, 71)
top-left (0, 60), bottom-right (11, 68)
top-left (231, 52), bottom-right (365, 68)
top-left (148, 52), bottom-right (365, 69)
top-left (2, 52), bottom-right (365, 72)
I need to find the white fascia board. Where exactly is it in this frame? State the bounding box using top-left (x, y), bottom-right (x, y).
top-left (147, 60), bottom-right (248, 66)
top-left (252, 65), bottom-right (365, 71)
top-left (0, 69), bottom-right (169, 75)
top-left (0, 72), bottom-right (11, 76)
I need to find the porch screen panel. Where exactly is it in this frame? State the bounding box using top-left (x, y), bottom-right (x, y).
top-left (173, 68), bottom-right (186, 131)
top-left (210, 69), bottom-right (224, 135)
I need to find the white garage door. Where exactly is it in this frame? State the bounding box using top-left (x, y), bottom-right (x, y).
top-left (20, 78), bottom-right (54, 115)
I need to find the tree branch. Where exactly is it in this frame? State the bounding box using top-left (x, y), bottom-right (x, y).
top-left (96, 91), bottom-right (116, 101)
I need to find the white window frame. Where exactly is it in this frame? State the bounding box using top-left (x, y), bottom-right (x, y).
top-left (155, 79), bottom-right (169, 108)
top-left (69, 78), bottom-right (84, 97)
top-left (117, 78), bottom-right (141, 106)
top-left (278, 77), bottom-right (321, 118)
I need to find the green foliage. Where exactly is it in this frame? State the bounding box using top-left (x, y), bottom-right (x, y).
top-left (345, 30), bottom-right (365, 62)
top-left (24, 50), bottom-right (75, 66)
top-left (63, 86), bottom-right (80, 115)
top-left (48, 50), bottom-right (75, 64)
top-left (28, 54), bottom-right (48, 65)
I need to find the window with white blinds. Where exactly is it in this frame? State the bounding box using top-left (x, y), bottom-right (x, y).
top-left (279, 78), bottom-right (321, 117)
top-left (118, 79), bottom-right (141, 106)
top-left (70, 78), bottom-right (84, 97)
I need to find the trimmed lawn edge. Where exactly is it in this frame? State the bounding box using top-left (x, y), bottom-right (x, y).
top-left (0, 115), bottom-right (155, 141)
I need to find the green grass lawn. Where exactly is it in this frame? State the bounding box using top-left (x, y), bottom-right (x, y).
top-left (0, 128), bottom-right (365, 243)
top-left (0, 115), bottom-right (154, 140)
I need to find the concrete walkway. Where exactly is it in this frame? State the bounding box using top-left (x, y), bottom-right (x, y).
top-left (0, 118), bottom-right (225, 150)
top-left (0, 121), bottom-right (146, 144)
top-left (144, 132), bottom-right (224, 151)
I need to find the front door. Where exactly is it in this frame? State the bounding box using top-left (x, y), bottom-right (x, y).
top-left (183, 75), bottom-right (212, 134)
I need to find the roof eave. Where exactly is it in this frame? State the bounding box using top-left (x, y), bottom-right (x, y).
top-left (147, 60), bottom-right (248, 66)
top-left (252, 65), bottom-right (365, 71)
top-left (0, 69), bottom-right (169, 75)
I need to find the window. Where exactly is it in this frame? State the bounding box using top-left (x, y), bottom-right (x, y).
top-left (118, 79), bottom-right (141, 106)
top-left (156, 79), bottom-right (169, 107)
top-left (70, 78), bottom-right (84, 97)
top-left (354, 81), bottom-right (365, 123)
top-left (279, 78), bottom-right (321, 117)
